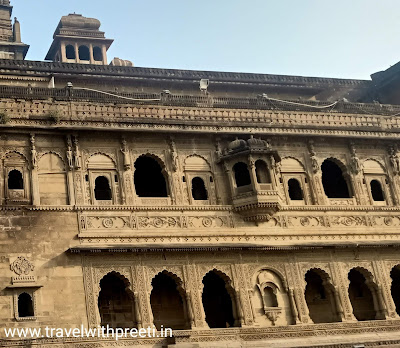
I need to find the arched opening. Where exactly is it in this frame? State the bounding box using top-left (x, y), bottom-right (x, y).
top-left (93, 46), bottom-right (103, 61)
top-left (255, 160), bottom-right (271, 183)
top-left (390, 266), bottom-right (400, 316)
top-left (134, 156), bottom-right (168, 197)
top-left (78, 45), bottom-right (90, 61)
top-left (150, 272), bottom-right (188, 330)
top-left (304, 269), bottom-right (337, 323)
top-left (348, 268), bottom-right (377, 321)
top-left (8, 169), bottom-right (23, 190)
top-left (263, 287), bottom-right (278, 307)
top-left (65, 45), bottom-right (75, 59)
top-left (233, 162), bottom-right (251, 187)
top-left (202, 271), bottom-right (240, 328)
top-left (18, 293), bottom-right (34, 318)
top-left (94, 176), bottom-right (112, 201)
top-left (321, 159), bottom-right (350, 198)
top-left (370, 180), bottom-right (384, 201)
top-left (192, 177), bottom-right (208, 200)
top-left (288, 178), bottom-right (303, 200)
top-left (98, 273), bottom-right (136, 329)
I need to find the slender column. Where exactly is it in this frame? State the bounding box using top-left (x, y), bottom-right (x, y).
top-left (375, 285), bottom-right (388, 319)
top-left (30, 134), bottom-right (40, 206)
top-left (89, 43), bottom-right (94, 64)
top-left (248, 155), bottom-right (258, 192)
top-left (66, 135), bottom-right (75, 205)
top-left (223, 162), bottom-right (236, 199)
top-left (287, 288), bottom-right (301, 324)
top-left (74, 43), bottom-right (79, 62)
top-left (333, 287), bottom-right (345, 321)
top-left (133, 292), bottom-right (142, 329)
top-left (185, 292), bottom-right (195, 328)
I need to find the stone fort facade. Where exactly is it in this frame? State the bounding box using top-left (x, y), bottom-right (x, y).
top-left (2, 3), bottom-right (400, 348)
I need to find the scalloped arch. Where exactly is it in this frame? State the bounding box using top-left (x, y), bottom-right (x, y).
top-left (281, 156), bottom-right (305, 172)
top-left (363, 158), bottom-right (386, 174)
top-left (99, 271), bottom-right (131, 289)
top-left (38, 151), bottom-right (66, 171)
top-left (305, 267), bottom-right (332, 281)
top-left (87, 152), bottom-right (116, 167)
top-left (322, 157), bottom-right (348, 172)
top-left (184, 154), bottom-right (211, 171)
top-left (348, 266), bottom-right (375, 282)
top-left (3, 150), bottom-right (28, 163)
top-left (135, 153), bottom-right (166, 170)
top-left (251, 266), bottom-right (288, 290)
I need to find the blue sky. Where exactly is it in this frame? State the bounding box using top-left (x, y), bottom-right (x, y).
top-left (13, 0), bottom-right (400, 80)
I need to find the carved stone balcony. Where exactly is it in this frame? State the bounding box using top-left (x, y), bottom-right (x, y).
top-left (233, 189), bottom-right (282, 222)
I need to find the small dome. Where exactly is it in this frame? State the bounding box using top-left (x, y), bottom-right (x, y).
top-left (247, 135), bottom-right (265, 147)
top-left (228, 137), bottom-right (246, 151)
top-left (59, 14), bottom-right (101, 30)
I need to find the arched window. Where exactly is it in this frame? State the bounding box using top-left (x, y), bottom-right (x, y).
top-left (263, 287), bottom-right (278, 307)
top-left (233, 162), bottom-right (251, 187)
top-left (150, 272), bottom-right (188, 330)
top-left (18, 293), bottom-right (34, 318)
top-left (321, 159), bottom-right (350, 198)
top-left (94, 176), bottom-right (112, 200)
top-left (348, 269), bottom-right (377, 321)
top-left (192, 177), bottom-right (208, 200)
top-left (391, 266), bottom-right (400, 316)
top-left (8, 169), bottom-right (23, 189)
top-left (255, 160), bottom-right (271, 183)
top-left (288, 178), bottom-right (303, 200)
top-left (370, 180), bottom-right (384, 201)
top-left (65, 45), bottom-right (75, 60)
top-left (78, 45), bottom-right (90, 61)
top-left (134, 156), bottom-right (168, 197)
top-left (202, 271), bottom-right (240, 328)
top-left (98, 273), bottom-right (136, 329)
top-left (93, 46), bottom-right (103, 61)
top-left (304, 270), bottom-right (338, 323)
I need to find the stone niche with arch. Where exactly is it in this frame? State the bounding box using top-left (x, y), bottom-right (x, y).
top-left (363, 159), bottom-right (391, 206)
top-left (218, 136), bottom-right (282, 222)
top-left (86, 153), bottom-right (120, 205)
top-left (184, 155), bottom-right (217, 205)
top-left (280, 157), bottom-right (311, 205)
top-left (2, 151), bottom-right (30, 205)
top-left (251, 269), bottom-right (294, 326)
top-left (38, 153), bottom-right (68, 205)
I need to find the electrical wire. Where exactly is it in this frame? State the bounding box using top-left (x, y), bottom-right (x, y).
top-left (72, 87), bottom-right (162, 102)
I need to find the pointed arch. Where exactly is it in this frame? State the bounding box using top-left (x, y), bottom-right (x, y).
top-left (150, 270), bottom-right (190, 330)
top-left (201, 269), bottom-right (241, 328)
top-left (98, 271), bottom-right (136, 329)
top-left (304, 268), bottom-right (340, 323)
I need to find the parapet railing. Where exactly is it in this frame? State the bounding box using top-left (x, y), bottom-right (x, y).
top-left (0, 85), bottom-right (399, 116)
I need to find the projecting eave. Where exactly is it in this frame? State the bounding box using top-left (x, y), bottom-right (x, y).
top-left (68, 242), bottom-right (400, 254)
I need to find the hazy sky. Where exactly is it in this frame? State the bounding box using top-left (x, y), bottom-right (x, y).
top-left (12, 0), bottom-right (400, 80)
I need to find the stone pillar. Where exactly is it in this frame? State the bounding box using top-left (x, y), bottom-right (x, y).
top-left (74, 42), bottom-right (79, 62)
top-left (101, 45), bottom-right (107, 64)
top-left (293, 287), bottom-right (312, 323)
top-left (133, 292), bottom-right (142, 329)
top-left (223, 162), bottom-right (236, 200)
top-left (60, 41), bottom-right (66, 62)
top-left (185, 292), bottom-right (195, 328)
top-left (29, 134), bottom-right (40, 206)
top-left (248, 155), bottom-right (258, 192)
top-left (333, 286), bottom-right (345, 321)
top-left (287, 288), bottom-right (301, 324)
top-left (89, 43), bottom-right (94, 64)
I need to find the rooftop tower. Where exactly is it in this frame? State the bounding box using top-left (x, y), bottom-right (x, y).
top-left (45, 13), bottom-right (113, 65)
top-left (0, 0), bottom-right (29, 59)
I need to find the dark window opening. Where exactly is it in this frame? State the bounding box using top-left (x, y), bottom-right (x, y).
top-left (98, 273), bottom-right (136, 329)
top-left (18, 293), bottom-right (34, 318)
top-left (182, 176), bottom-right (186, 182)
top-left (78, 45), bottom-right (90, 61)
top-left (233, 162), bottom-right (251, 187)
top-left (210, 176), bottom-right (213, 183)
top-left (114, 175), bottom-right (118, 183)
top-left (8, 169), bottom-right (23, 190)
top-left (192, 177), bottom-right (208, 200)
top-left (255, 160), bottom-right (271, 183)
top-left (150, 273), bottom-right (188, 330)
top-left (288, 178), bottom-right (303, 200)
top-left (94, 176), bottom-right (112, 200)
top-left (263, 287), bottom-right (278, 307)
top-left (93, 46), bottom-right (103, 61)
top-left (134, 156), bottom-right (168, 197)
top-left (65, 45), bottom-right (75, 60)
top-left (85, 174), bottom-right (89, 182)
top-left (202, 271), bottom-right (239, 329)
top-left (348, 269), bottom-right (377, 321)
top-left (391, 267), bottom-right (400, 316)
top-left (305, 270), bottom-right (337, 323)
top-left (321, 159), bottom-right (350, 198)
top-left (370, 180), bottom-right (384, 201)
